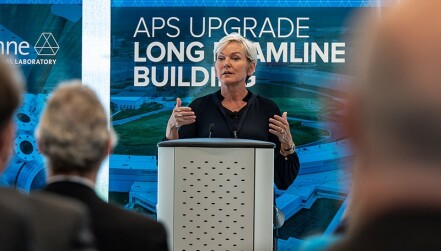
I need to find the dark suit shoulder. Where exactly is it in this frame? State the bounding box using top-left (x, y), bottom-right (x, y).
top-left (1, 188), bottom-right (95, 251)
top-left (108, 202), bottom-right (166, 234)
top-left (107, 201), bottom-right (160, 226)
top-left (31, 190), bottom-right (89, 215)
top-left (29, 191), bottom-right (96, 251)
top-left (328, 209), bottom-right (441, 251)
top-left (45, 181), bottom-right (168, 251)
top-left (0, 188), bottom-right (30, 251)
top-left (93, 201), bottom-right (168, 251)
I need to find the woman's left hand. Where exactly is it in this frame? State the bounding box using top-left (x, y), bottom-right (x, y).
top-left (269, 112), bottom-right (294, 148)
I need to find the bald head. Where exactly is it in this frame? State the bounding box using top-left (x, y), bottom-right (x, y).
top-left (352, 0), bottom-right (441, 164)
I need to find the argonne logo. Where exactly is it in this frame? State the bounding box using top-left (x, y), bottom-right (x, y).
top-left (34, 32), bottom-right (59, 56)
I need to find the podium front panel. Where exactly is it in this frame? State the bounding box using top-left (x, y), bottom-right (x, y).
top-left (174, 147), bottom-right (255, 250)
top-left (157, 146), bottom-right (175, 245)
top-left (158, 139), bottom-right (274, 251)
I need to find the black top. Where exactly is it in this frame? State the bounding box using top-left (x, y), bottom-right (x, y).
top-left (177, 90), bottom-right (300, 190)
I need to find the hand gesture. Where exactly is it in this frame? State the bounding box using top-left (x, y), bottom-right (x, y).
top-left (269, 112), bottom-right (295, 154)
top-left (166, 98), bottom-right (196, 140)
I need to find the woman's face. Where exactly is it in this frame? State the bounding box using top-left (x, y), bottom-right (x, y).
top-left (215, 42), bottom-right (255, 87)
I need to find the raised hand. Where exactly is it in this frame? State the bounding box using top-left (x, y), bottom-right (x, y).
top-left (269, 112), bottom-right (295, 155)
top-left (166, 98), bottom-right (196, 140)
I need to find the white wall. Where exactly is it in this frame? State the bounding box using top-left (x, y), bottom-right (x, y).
top-left (82, 0), bottom-right (111, 201)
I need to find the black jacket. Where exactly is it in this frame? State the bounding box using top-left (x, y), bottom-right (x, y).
top-left (45, 181), bottom-right (168, 251)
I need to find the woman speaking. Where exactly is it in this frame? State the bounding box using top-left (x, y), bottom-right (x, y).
top-left (165, 33), bottom-right (299, 191)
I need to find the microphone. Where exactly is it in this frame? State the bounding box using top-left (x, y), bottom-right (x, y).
top-left (208, 123), bottom-right (215, 138)
top-left (273, 206), bottom-right (285, 229)
top-left (232, 125), bottom-right (238, 139)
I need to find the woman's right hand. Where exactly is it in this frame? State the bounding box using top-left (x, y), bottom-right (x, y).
top-left (166, 98), bottom-right (196, 140)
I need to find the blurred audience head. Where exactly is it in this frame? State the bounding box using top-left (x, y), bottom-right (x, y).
top-left (36, 81), bottom-right (116, 178)
top-left (0, 57), bottom-right (24, 172)
top-left (344, 0), bottom-right (441, 229)
top-left (349, 0), bottom-right (441, 164)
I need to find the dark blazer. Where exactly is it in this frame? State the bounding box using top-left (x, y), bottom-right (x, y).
top-left (44, 181), bottom-right (168, 251)
top-left (0, 189), bottom-right (31, 251)
top-left (328, 209), bottom-right (441, 251)
top-left (0, 188), bottom-right (95, 251)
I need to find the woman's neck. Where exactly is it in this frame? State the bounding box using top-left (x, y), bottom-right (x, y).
top-left (220, 85), bottom-right (248, 102)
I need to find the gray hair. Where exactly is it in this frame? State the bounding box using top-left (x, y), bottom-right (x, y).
top-left (36, 81), bottom-right (117, 174)
top-left (214, 33), bottom-right (257, 65)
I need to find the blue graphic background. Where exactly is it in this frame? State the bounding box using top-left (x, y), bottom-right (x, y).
top-left (112, 0), bottom-right (393, 7)
top-left (108, 1), bottom-right (378, 248)
top-left (0, 0), bottom-right (80, 4)
top-left (0, 3), bottom-right (82, 191)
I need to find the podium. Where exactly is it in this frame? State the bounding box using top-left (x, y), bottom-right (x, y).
top-left (157, 138), bottom-right (275, 251)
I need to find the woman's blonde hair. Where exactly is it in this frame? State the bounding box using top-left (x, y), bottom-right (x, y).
top-left (213, 33), bottom-right (257, 65)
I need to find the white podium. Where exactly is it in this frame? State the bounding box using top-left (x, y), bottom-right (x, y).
top-left (157, 138), bottom-right (275, 251)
